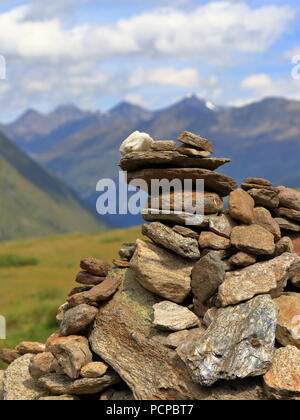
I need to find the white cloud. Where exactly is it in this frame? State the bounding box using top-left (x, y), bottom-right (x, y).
top-left (240, 72), bottom-right (300, 100)
top-left (128, 67), bottom-right (201, 89)
top-left (241, 74), bottom-right (273, 90)
top-left (0, 2), bottom-right (294, 63)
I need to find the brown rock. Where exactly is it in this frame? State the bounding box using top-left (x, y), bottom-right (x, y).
top-left (60, 304), bottom-right (98, 336)
top-left (56, 303), bottom-right (70, 322)
top-left (80, 257), bottom-right (111, 277)
top-left (130, 239), bottom-right (193, 303)
top-left (178, 131), bottom-right (213, 153)
top-left (253, 207), bottom-right (281, 241)
top-left (203, 307), bottom-right (219, 327)
top-left (113, 259), bottom-right (130, 268)
top-left (203, 248), bottom-right (234, 260)
top-left (46, 335), bottom-right (92, 379)
top-left (172, 225), bottom-right (199, 239)
top-left (199, 231), bottom-right (231, 250)
top-left (247, 188), bottom-right (279, 209)
top-left (80, 362), bottom-right (108, 378)
top-left (142, 209), bottom-right (210, 227)
top-left (89, 269), bottom-right (211, 400)
top-left (68, 286), bottom-right (93, 297)
top-left (241, 183), bottom-right (277, 192)
top-left (231, 224), bottom-right (275, 256)
top-left (75, 271), bottom-right (105, 286)
top-left (120, 151), bottom-right (230, 171)
top-left (119, 243), bottom-right (137, 261)
top-left (229, 252), bottom-right (257, 267)
top-left (207, 378), bottom-right (266, 401)
top-left (209, 214), bottom-right (237, 239)
top-left (176, 145), bottom-right (211, 157)
top-left (127, 168), bottom-right (237, 197)
top-left (218, 253), bottom-right (300, 307)
top-left (276, 186), bottom-right (300, 211)
top-left (244, 177), bottom-right (272, 187)
top-left (142, 222), bottom-right (201, 260)
top-left (29, 352), bottom-right (58, 380)
top-left (165, 330), bottom-right (192, 349)
top-left (39, 372), bottom-right (120, 396)
top-left (68, 272), bottom-right (122, 307)
top-left (274, 293), bottom-right (300, 349)
top-left (151, 140), bottom-right (176, 151)
top-left (275, 207), bottom-right (300, 222)
top-left (148, 190), bottom-right (224, 215)
top-left (275, 217), bottom-right (300, 232)
top-left (229, 189), bottom-right (254, 224)
top-left (191, 252), bottom-right (225, 316)
top-left (153, 301), bottom-right (199, 331)
top-left (0, 349), bottom-right (21, 365)
top-left (100, 388), bottom-right (134, 400)
top-left (273, 236), bottom-right (294, 257)
top-left (263, 346), bottom-right (300, 400)
top-left (286, 233), bottom-right (300, 256)
top-left (15, 341), bottom-right (45, 355)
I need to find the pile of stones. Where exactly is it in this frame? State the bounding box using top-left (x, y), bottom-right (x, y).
top-left (1, 130), bottom-right (300, 401)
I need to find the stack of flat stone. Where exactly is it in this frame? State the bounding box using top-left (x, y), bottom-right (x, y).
top-left (2, 130), bottom-right (300, 401)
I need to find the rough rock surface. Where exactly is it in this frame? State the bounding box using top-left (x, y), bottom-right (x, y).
top-left (209, 214), bottom-right (237, 239)
top-left (191, 252), bottom-right (225, 316)
top-left (3, 354), bottom-right (48, 400)
top-left (127, 168), bottom-right (237, 197)
top-left (120, 151), bottom-right (230, 171)
top-left (218, 253), bottom-right (300, 307)
top-left (151, 140), bottom-right (176, 151)
top-left (231, 224), bottom-right (275, 256)
top-left (39, 372), bottom-right (120, 396)
top-left (274, 293), bottom-right (300, 349)
top-left (275, 217), bottom-right (300, 232)
top-left (16, 341), bottom-right (45, 355)
top-left (178, 131), bottom-right (213, 153)
top-left (80, 362), bottom-right (108, 378)
top-left (229, 189), bottom-right (254, 224)
top-left (244, 177), bottom-right (272, 186)
top-left (39, 395), bottom-right (80, 401)
top-left (130, 240), bottom-right (193, 303)
top-left (253, 207), bottom-right (281, 241)
top-left (177, 295), bottom-right (277, 387)
top-left (248, 188), bottom-right (279, 209)
top-left (119, 243), bottom-right (137, 261)
top-left (76, 271), bottom-right (105, 286)
top-left (68, 273), bottom-right (122, 307)
top-left (229, 252), bottom-right (257, 267)
top-left (148, 190), bottom-right (224, 215)
top-left (199, 231), bottom-right (231, 250)
top-left (0, 348), bottom-right (20, 364)
top-left (153, 301), bottom-right (199, 331)
top-left (89, 269), bottom-right (212, 400)
top-left (60, 304), bottom-right (98, 336)
top-left (120, 131), bottom-right (154, 156)
top-left (142, 222), bottom-right (200, 260)
top-left (274, 236), bottom-right (294, 257)
top-left (46, 335), bottom-right (92, 379)
top-left (176, 145), bottom-right (211, 157)
top-left (172, 225), bottom-right (199, 239)
top-left (142, 209), bottom-right (209, 227)
top-left (80, 257), bottom-right (111, 277)
top-left (263, 346), bottom-right (300, 400)
top-left (276, 207), bottom-right (300, 222)
top-left (276, 186), bottom-right (300, 211)
top-left (29, 352), bottom-right (58, 380)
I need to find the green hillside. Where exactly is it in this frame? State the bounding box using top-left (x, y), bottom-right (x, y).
top-left (0, 133), bottom-right (106, 240)
top-left (0, 227), bottom-right (140, 368)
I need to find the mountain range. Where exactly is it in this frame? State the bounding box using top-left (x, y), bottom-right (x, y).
top-left (0, 132), bottom-right (106, 240)
top-left (1, 95), bottom-right (300, 228)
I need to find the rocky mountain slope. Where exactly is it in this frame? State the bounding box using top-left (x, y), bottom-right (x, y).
top-left (0, 132), bottom-right (106, 240)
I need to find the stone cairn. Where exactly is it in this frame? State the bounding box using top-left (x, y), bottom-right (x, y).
top-left (1, 130), bottom-right (300, 401)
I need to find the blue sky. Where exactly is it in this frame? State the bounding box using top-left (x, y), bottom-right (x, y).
top-left (0, 0), bottom-right (299, 122)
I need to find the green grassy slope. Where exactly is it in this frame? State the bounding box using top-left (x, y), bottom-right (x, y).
top-left (0, 227), bottom-right (141, 368)
top-left (0, 133), bottom-right (106, 240)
